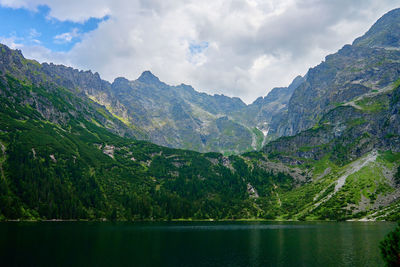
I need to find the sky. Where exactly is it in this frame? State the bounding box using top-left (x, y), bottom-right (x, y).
top-left (0, 0), bottom-right (398, 103)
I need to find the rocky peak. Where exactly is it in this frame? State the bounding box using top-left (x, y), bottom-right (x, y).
top-left (40, 63), bottom-right (111, 94)
top-left (112, 77), bottom-right (130, 88)
top-left (0, 43), bottom-right (38, 78)
top-left (255, 75), bottom-right (304, 105)
top-left (0, 44), bottom-right (23, 58)
top-left (137, 70), bottom-right (162, 84)
top-left (111, 77), bottom-right (131, 93)
top-left (252, 96), bottom-right (264, 106)
top-left (212, 94), bottom-right (246, 109)
top-left (353, 8), bottom-right (400, 48)
top-left (176, 83), bottom-right (196, 93)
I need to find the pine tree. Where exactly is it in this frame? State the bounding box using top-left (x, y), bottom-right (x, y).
top-left (380, 223), bottom-right (400, 267)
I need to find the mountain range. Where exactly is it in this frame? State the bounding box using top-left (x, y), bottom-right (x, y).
top-left (0, 8), bottom-right (399, 221)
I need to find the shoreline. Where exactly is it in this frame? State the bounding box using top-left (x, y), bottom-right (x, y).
top-left (1, 218), bottom-right (393, 223)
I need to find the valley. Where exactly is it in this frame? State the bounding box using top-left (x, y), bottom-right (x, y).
top-left (0, 8), bottom-right (399, 222)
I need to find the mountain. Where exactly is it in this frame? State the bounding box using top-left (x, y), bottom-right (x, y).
top-left (0, 46), bottom-right (143, 139)
top-left (353, 8), bottom-right (400, 48)
top-left (274, 8), bottom-right (400, 137)
top-left (0, 42), bottom-right (311, 154)
top-left (261, 81), bottom-right (400, 217)
top-left (107, 72), bottom-right (256, 154)
top-left (233, 75), bottom-right (304, 143)
top-left (0, 8), bottom-right (400, 221)
top-left (0, 69), bottom-right (298, 220)
top-left (0, 44), bottom-right (264, 154)
top-left (260, 8), bottom-right (400, 220)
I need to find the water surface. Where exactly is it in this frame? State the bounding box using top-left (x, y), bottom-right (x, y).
top-left (0, 221), bottom-right (394, 266)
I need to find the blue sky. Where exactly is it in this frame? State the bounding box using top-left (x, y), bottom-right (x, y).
top-left (0, 5), bottom-right (107, 51)
top-left (189, 41), bottom-right (209, 55)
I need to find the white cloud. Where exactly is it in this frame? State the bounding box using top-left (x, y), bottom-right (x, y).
top-left (1, 0), bottom-right (399, 103)
top-left (0, 0), bottom-right (111, 22)
top-left (0, 35), bottom-right (23, 49)
top-left (54, 28), bottom-right (80, 43)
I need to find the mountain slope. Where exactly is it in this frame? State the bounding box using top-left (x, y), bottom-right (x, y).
top-left (0, 70), bottom-right (300, 220)
top-left (0, 44), bottom-right (262, 154)
top-left (261, 88), bottom-right (400, 220)
top-left (1, 68), bottom-right (398, 221)
top-left (106, 72), bottom-right (255, 153)
top-left (0, 69), bottom-right (398, 221)
top-left (353, 8), bottom-right (400, 48)
top-left (258, 9), bottom-right (400, 220)
top-left (275, 8), bottom-right (400, 137)
top-left (235, 75), bottom-right (304, 143)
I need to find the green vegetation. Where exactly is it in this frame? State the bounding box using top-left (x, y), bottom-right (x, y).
top-left (333, 102), bottom-right (344, 107)
top-left (0, 75), bottom-right (298, 221)
top-left (1, 39), bottom-right (400, 222)
top-left (1, 73), bottom-right (399, 221)
top-left (392, 78), bottom-right (400, 90)
top-left (312, 154), bottom-right (338, 177)
top-left (355, 96), bottom-right (389, 113)
top-left (252, 127), bottom-right (264, 149)
top-left (395, 166), bottom-right (400, 186)
top-left (380, 223), bottom-right (400, 267)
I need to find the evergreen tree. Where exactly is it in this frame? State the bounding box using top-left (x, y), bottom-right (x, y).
top-left (380, 223), bottom-right (400, 267)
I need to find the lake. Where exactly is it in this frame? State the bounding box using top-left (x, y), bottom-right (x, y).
top-left (0, 221), bottom-right (395, 266)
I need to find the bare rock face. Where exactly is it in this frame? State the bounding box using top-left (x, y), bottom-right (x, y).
top-left (232, 76), bottom-right (304, 136)
top-left (49, 154), bottom-right (57, 163)
top-left (247, 183), bottom-right (259, 198)
top-left (103, 145), bottom-right (115, 158)
top-left (277, 46), bottom-right (400, 137)
top-left (261, 9), bottom-right (400, 169)
top-left (264, 85), bottom-right (400, 165)
top-left (274, 8), bottom-right (400, 138)
top-left (353, 8), bottom-right (400, 48)
top-left (108, 72), bottom-right (254, 153)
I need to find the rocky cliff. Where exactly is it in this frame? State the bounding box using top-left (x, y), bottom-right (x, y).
top-left (275, 8), bottom-right (400, 137)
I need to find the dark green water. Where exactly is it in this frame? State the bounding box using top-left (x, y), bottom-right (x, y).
top-left (0, 221), bottom-right (395, 267)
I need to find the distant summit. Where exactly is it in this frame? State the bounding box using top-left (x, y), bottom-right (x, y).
top-left (137, 70), bottom-right (161, 84)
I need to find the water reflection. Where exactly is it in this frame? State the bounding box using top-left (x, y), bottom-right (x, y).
top-left (249, 223), bottom-right (260, 266)
top-left (0, 221), bottom-right (395, 267)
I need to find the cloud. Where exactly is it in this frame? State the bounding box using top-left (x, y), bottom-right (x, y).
top-left (0, 35), bottom-right (23, 49)
top-left (1, 0), bottom-right (399, 103)
top-left (0, 0), bottom-right (111, 22)
top-left (54, 28), bottom-right (79, 43)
